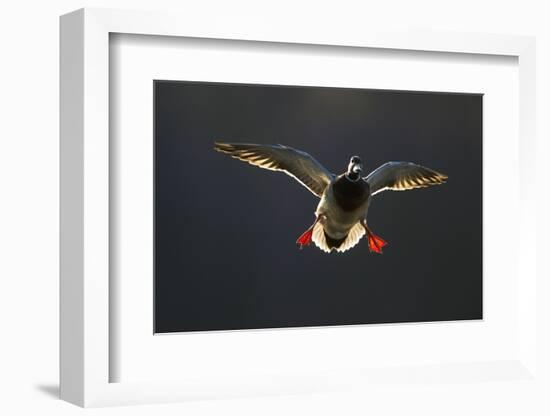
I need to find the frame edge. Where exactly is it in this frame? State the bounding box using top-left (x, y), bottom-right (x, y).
top-left (59, 8), bottom-right (85, 407)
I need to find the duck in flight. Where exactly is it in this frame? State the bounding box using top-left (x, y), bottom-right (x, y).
top-left (214, 142), bottom-right (448, 254)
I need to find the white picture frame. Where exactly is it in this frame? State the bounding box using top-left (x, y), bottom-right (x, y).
top-left (60, 7), bottom-right (538, 408)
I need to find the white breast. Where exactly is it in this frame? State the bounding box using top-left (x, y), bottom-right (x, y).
top-left (314, 185), bottom-right (370, 240)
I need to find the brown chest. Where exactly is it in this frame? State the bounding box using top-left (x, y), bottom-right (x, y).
top-left (331, 175), bottom-right (370, 212)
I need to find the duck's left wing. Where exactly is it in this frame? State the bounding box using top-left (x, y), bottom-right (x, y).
top-left (365, 161), bottom-right (448, 196)
top-left (214, 142), bottom-right (333, 197)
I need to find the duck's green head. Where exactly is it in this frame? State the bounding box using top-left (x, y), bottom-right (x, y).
top-left (346, 156), bottom-right (363, 181)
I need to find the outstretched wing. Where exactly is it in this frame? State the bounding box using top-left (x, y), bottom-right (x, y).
top-left (214, 142), bottom-right (333, 197)
top-left (365, 161), bottom-right (448, 196)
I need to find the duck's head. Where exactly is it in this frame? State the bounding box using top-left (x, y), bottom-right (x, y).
top-left (346, 156), bottom-right (363, 181)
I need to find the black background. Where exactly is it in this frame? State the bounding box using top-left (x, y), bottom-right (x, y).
top-left (154, 80), bottom-right (482, 333)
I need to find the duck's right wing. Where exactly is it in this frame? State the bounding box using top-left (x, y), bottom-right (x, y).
top-left (365, 161), bottom-right (448, 196)
top-left (214, 142), bottom-right (334, 198)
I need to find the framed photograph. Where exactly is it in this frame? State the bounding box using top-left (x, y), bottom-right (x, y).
top-left (60, 8), bottom-right (538, 408)
top-left (152, 80), bottom-right (478, 334)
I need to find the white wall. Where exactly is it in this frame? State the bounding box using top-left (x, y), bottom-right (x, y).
top-left (1, 0), bottom-right (548, 414)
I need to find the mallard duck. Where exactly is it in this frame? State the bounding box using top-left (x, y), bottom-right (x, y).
top-left (214, 142), bottom-right (447, 254)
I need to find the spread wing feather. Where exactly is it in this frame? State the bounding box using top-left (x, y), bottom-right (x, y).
top-left (365, 161), bottom-right (448, 196)
top-left (214, 142), bottom-right (333, 197)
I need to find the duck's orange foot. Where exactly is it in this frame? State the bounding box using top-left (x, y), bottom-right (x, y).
top-left (296, 228), bottom-right (313, 249)
top-left (367, 232), bottom-right (387, 254)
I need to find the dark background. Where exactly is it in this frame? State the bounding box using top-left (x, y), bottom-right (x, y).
top-left (154, 80), bottom-right (482, 333)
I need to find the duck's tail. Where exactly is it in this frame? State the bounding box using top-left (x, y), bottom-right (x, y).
top-left (311, 222), bottom-right (366, 253)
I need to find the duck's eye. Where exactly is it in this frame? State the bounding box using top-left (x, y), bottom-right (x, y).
top-left (351, 156), bottom-right (360, 164)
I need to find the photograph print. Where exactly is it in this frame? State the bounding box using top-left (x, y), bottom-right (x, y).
top-left (154, 80), bottom-right (482, 333)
